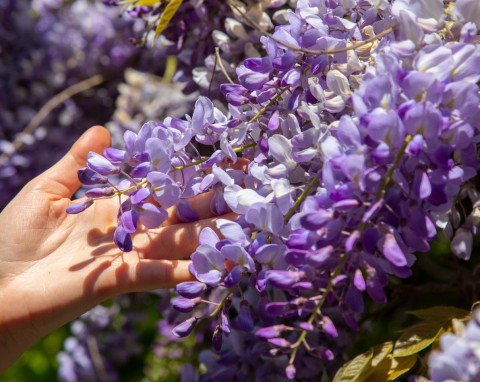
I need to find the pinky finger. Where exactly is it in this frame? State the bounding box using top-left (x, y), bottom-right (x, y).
top-left (98, 258), bottom-right (194, 296)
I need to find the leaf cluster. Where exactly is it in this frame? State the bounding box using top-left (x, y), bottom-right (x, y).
top-left (333, 306), bottom-right (470, 382)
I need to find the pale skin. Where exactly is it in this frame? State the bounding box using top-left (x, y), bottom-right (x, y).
top-left (0, 126), bottom-right (234, 371)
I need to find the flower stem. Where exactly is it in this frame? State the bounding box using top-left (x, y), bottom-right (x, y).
top-left (375, 134), bottom-right (412, 199)
top-left (284, 176), bottom-right (318, 222)
top-left (249, 86), bottom-right (290, 123)
top-left (210, 288), bottom-right (234, 317)
top-left (289, 135), bottom-right (412, 365)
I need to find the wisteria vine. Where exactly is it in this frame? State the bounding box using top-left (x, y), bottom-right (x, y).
top-left (62, 0), bottom-right (480, 380)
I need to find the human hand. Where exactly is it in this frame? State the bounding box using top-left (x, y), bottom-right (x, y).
top-left (0, 126), bottom-right (231, 371)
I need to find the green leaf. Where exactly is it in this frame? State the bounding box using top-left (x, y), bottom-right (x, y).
top-left (408, 306), bottom-right (470, 322)
top-left (371, 341), bottom-right (393, 367)
top-left (126, 0), bottom-right (161, 5)
top-left (393, 322), bottom-right (444, 358)
top-left (387, 355), bottom-right (417, 381)
top-left (154, 0), bottom-right (183, 40)
top-left (333, 349), bottom-right (373, 382)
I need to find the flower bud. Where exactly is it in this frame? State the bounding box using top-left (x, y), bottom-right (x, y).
top-left (172, 317), bottom-right (198, 338)
top-left (172, 297), bottom-right (202, 313)
top-left (66, 199), bottom-right (94, 214)
top-left (267, 338), bottom-right (291, 348)
top-left (176, 281), bottom-right (207, 298)
top-left (85, 187), bottom-right (116, 198)
top-left (78, 167), bottom-right (108, 185)
top-left (87, 152), bottom-right (120, 176)
top-left (256, 325), bottom-right (288, 340)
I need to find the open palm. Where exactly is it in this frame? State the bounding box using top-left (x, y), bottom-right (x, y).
top-left (0, 126), bottom-right (229, 370)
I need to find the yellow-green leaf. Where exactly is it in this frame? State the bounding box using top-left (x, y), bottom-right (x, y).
top-left (393, 322), bottom-right (444, 358)
top-left (366, 355), bottom-right (393, 381)
top-left (154, 0), bottom-right (183, 40)
top-left (387, 355), bottom-right (417, 381)
top-left (126, 0), bottom-right (161, 5)
top-left (333, 349), bottom-right (373, 382)
top-left (371, 341), bottom-right (393, 367)
top-left (408, 306), bottom-right (469, 322)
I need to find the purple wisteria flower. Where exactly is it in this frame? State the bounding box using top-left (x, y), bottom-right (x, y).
top-left (64, 0), bottom-right (480, 380)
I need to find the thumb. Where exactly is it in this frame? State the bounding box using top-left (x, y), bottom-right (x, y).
top-left (41, 126), bottom-right (111, 198)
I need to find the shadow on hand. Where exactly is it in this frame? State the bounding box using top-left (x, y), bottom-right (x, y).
top-left (70, 223), bottom-right (189, 297)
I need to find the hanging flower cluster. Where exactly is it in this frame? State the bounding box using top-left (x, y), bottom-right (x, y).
top-left (66, 0), bottom-right (480, 380)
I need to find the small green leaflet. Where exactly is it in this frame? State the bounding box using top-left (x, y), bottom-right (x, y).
top-left (371, 341), bottom-right (393, 367)
top-left (333, 305), bottom-right (471, 381)
top-left (333, 349), bottom-right (374, 382)
top-left (154, 0), bottom-right (183, 41)
top-left (333, 342), bottom-right (416, 382)
top-left (407, 306), bottom-right (469, 322)
top-left (126, 0), bottom-right (161, 6)
top-left (392, 322), bottom-right (445, 358)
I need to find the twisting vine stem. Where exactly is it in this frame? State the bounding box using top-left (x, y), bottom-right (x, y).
top-left (288, 134), bottom-right (413, 366)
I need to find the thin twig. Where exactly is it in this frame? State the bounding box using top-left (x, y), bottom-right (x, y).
top-left (0, 74), bottom-right (105, 166)
top-left (215, 47), bottom-right (235, 84)
top-left (208, 47), bottom-right (219, 98)
top-left (249, 86), bottom-right (290, 123)
top-left (86, 335), bottom-right (108, 381)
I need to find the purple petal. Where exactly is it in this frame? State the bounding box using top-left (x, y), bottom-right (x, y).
top-left (216, 219), bottom-right (248, 245)
top-left (120, 209), bottom-right (139, 234)
top-left (413, 170), bottom-right (432, 199)
top-left (78, 167), bottom-right (108, 185)
top-left (221, 310), bottom-right (230, 334)
top-left (85, 187), bottom-right (115, 198)
top-left (87, 152), bottom-right (119, 176)
top-left (138, 203), bottom-right (168, 229)
top-left (353, 269), bottom-right (366, 291)
top-left (224, 265), bottom-right (243, 288)
top-left (382, 233), bottom-right (408, 267)
top-left (131, 187), bottom-right (151, 205)
top-left (145, 138), bottom-right (171, 173)
top-left (221, 245), bottom-right (255, 272)
top-left (172, 297), bottom-right (202, 313)
top-left (267, 338), bottom-right (291, 348)
top-left (235, 300), bottom-right (254, 332)
top-left (237, 65), bottom-right (270, 90)
top-left (300, 210), bottom-right (334, 230)
top-left (307, 245), bottom-right (335, 266)
top-left (190, 245), bottom-right (225, 287)
top-left (337, 115), bottom-right (361, 147)
top-left (321, 316), bottom-right (338, 339)
top-left (199, 227), bottom-right (220, 246)
top-left (130, 162), bottom-right (152, 178)
top-left (66, 199), bottom-right (94, 214)
top-left (191, 96), bottom-right (214, 134)
top-left (103, 147), bottom-right (126, 164)
top-left (172, 317), bottom-right (198, 338)
top-left (114, 225), bottom-right (133, 252)
top-left (255, 325), bottom-right (288, 340)
top-left (285, 364), bottom-right (296, 380)
top-left (212, 327), bottom-right (223, 352)
top-left (268, 111), bottom-right (280, 131)
top-left (176, 281), bottom-right (207, 298)
top-left (265, 270), bottom-right (303, 290)
top-left (245, 203), bottom-right (284, 235)
top-left (147, 171), bottom-right (180, 208)
top-left (345, 284), bottom-right (364, 313)
top-left (176, 199), bottom-right (200, 222)
top-left (243, 57), bottom-right (272, 73)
